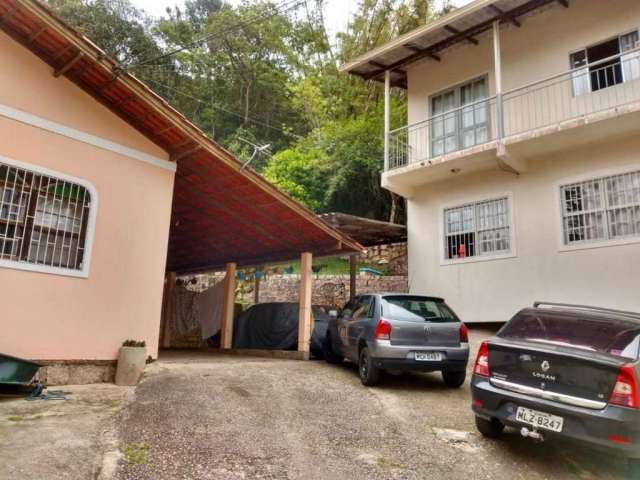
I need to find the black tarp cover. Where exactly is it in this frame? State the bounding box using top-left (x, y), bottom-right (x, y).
top-left (232, 303), bottom-right (329, 351)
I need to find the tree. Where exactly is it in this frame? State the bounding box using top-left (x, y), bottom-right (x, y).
top-left (45, 0), bottom-right (163, 65)
top-left (47, 0), bottom-right (445, 224)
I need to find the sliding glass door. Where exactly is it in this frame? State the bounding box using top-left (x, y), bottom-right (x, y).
top-left (430, 77), bottom-right (489, 157)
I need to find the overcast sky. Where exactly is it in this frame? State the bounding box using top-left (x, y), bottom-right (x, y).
top-left (131, 0), bottom-right (470, 44)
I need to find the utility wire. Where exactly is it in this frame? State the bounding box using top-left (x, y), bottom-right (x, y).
top-left (125, 0), bottom-right (304, 70)
top-left (144, 77), bottom-right (301, 139)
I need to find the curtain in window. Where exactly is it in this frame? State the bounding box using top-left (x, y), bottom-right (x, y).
top-left (431, 90), bottom-right (457, 157)
top-left (621, 31), bottom-right (640, 82)
top-left (570, 50), bottom-right (590, 96)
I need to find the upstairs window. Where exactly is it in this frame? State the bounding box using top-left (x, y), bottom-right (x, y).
top-left (444, 197), bottom-right (511, 261)
top-left (571, 30), bottom-right (640, 95)
top-left (561, 170), bottom-right (640, 246)
top-left (0, 160), bottom-right (95, 276)
top-left (430, 76), bottom-right (490, 157)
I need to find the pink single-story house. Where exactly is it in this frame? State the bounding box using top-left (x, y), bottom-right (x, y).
top-left (0, 0), bottom-right (360, 378)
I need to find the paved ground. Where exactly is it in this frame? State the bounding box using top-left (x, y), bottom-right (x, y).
top-left (0, 383), bottom-right (133, 480)
top-left (114, 327), bottom-right (625, 480)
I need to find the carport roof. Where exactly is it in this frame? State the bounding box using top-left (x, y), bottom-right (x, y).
top-left (0, 0), bottom-right (363, 273)
top-left (318, 213), bottom-right (406, 247)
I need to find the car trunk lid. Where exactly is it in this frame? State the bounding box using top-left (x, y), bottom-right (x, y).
top-left (488, 339), bottom-right (623, 407)
top-left (390, 320), bottom-right (460, 347)
top-left (381, 295), bottom-right (462, 347)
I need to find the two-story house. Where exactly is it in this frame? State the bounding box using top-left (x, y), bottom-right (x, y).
top-left (342, 0), bottom-right (640, 323)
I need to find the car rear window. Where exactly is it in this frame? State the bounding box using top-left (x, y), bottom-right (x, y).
top-left (499, 311), bottom-right (640, 360)
top-left (382, 296), bottom-right (459, 323)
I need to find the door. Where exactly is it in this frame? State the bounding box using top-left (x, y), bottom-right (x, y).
top-left (460, 78), bottom-right (489, 148)
top-left (336, 299), bottom-right (356, 356)
top-left (431, 89), bottom-right (457, 157)
top-left (430, 77), bottom-right (488, 157)
top-left (346, 295), bottom-right (374, 360)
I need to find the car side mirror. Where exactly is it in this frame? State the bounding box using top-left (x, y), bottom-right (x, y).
top-left (328, 309), bottom-right (338, 318)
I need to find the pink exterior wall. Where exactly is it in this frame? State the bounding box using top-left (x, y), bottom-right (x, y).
top-left (0, 32), bottom-right (175, 360)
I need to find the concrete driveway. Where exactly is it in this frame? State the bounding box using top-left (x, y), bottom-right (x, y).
top-left (115, 327), bottom-right (625, 480)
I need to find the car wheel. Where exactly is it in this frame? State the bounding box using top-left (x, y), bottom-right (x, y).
top-left (475, 415), bottom-right (505, 438)
top-left (442, 370), bottom-right (466, 388)
top-left (627, 458), bottom-right (640, 479)
top-left (322, 335), bottom-right (343, 365)
top-left (358, 347), bottom-right (381, 386)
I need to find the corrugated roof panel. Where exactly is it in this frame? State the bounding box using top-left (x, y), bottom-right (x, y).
top-left (341, 0), bottom-right (566, 87)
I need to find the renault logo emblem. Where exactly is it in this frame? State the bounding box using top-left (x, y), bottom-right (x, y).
top-left (541, 360), bottom-right (551, 372)
top-left (424, 326), bottom-right (431, 337)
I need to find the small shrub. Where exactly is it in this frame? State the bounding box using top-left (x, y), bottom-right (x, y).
top-left (122, 339), bottom-right (146, 348)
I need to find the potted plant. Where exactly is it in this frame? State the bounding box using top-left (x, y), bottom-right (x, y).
top-left (115, 340), bottom-right (147, 386)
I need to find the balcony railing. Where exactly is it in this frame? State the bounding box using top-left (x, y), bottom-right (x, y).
top-left (387, 48), bottom-right (640, 171)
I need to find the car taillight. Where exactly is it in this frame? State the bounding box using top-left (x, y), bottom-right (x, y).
top-left (459, 323), bottom-right (468, 343)
top-left (473, 341), bottom-right (490, 377)
top-left (374, 319), bottom-right (392, 340)
top-left (609, 364), bottom-right (640, 409)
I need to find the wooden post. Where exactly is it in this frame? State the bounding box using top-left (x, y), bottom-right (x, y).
top-left (254, 268), bottom-right (261, 304)
top-left (297, 252), bottom-right (313, 357)
top-left (349, 254), bottom-right (357, 301)
top-left (220, 262), bottom-right (237, 350)
top-left (161, 272), bottom-right (177, 349)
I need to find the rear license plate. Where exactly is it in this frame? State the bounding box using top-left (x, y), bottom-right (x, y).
top-left (415, 352), bottom-right (442, 361)
top-left (516, 407), bottom-right (564, 432)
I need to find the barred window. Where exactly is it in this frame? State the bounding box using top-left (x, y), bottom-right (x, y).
top-left (0, 160), bottom-right (94, 274)
top-left (561, 170), bottom-right (640, 245)
top-left (444, 197), bottom-right (511, 260)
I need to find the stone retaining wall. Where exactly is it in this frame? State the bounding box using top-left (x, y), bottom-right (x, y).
top-left (255, 274), bottom-right (408, 306)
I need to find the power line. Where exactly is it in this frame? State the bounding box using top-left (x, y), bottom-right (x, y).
top-left (144, 77), bottom-right (301, 139)
top-left (125, 0), bottom-right (304, 70)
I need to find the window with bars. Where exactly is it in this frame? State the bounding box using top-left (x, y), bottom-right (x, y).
top-left (570, 30), bottom-right (640, 96)
top-left (0, 161), bottom-right (93, 274)
top-left (444, 197), bottom-right (511, 261)
top-left (561, 170), bottom-right (640, 246)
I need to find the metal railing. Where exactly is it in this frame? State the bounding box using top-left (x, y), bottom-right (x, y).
top-left (389, 96), bottom-right (498, 169)
top-left (387, 47), bottom-right (640, 171)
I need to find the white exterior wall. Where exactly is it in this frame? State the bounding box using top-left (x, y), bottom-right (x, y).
top-left (407, 137), bottom-right (640, 323)
top-left (400, 0), bottom-right (640, 322)
top-left (406, 0), bottom-right (640, 125)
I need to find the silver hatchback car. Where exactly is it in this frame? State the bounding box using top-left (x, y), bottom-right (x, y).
top-left (323, 294), bottom-right (470, 386)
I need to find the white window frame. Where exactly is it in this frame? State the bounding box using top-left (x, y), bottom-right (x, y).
top-left (428, 74), bottom-right (492, 157)
top-left (569, 28), bottom-right (640, 97)
top-left (555, 165), bottom-right (640, 253)
top-left (0, 155), bottom-right (98, 278)
top-left (439, 192), bottom-right (516, 266)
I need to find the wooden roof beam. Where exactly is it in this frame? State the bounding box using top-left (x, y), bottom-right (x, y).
top-left (368, 60), bottom-right (405, 76)
top-left (0, 4), bottom-right (20, 26)
top-left (489, 5), bottom-right (521, 27)
top-left (53, 51), bottom-right (83, 77)
top-left (171, 145), bottom-right (201, 162)
top-left (403, 43), bottom-right (440, 61)
top-left (363, 0), bottom-right (558, 81)
top-left (444, 25), bottom-right (479, 45)
top-left (27, 25), bottom-right (47, 44)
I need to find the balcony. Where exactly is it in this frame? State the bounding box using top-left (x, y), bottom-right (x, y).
top-left (385, 49), bottom-right (640, 182)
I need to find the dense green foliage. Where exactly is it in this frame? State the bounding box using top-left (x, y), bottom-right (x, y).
top-left (46, 0), bottom-right (445, 222)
